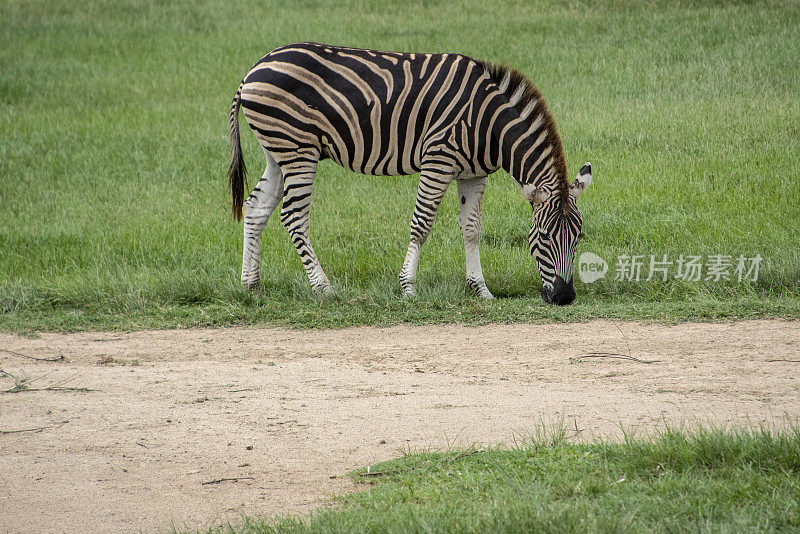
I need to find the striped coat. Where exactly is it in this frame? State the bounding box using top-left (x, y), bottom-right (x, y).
top-left (228, 42), bottom-right (592, 304)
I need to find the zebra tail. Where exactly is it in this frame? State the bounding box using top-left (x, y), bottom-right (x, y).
top-left (228, 80), bottom-right (247, 221)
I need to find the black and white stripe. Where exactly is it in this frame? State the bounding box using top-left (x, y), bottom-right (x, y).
top-left (227, 42), bottom-right (592, 303)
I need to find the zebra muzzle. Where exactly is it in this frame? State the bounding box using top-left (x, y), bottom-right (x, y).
top-left (542, 275), bottom-right (575, 306)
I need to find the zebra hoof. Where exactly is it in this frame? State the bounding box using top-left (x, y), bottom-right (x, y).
top-left (476, 287), bottom-right (494, 300)
top-left (312, 283), bottom-right (334, 296)
top-left (468, 279), bottom-right (493, 300)
top-left (242, 279), bottom-right (260, 293)
top-left (401, 287), bottom-right (417, 298)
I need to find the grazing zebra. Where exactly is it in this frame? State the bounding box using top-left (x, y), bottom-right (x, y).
top-left (228, 42), bottom-right (592, 305)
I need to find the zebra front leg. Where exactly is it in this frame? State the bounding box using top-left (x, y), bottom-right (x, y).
top-left (457, 177), bottom-right (493, 299)
top-left (278, 159), bottom-right (332, 294)
top-left (242, 152), bottom-right (284, 292)
top-left (399, 170), bottom-right (453, 297)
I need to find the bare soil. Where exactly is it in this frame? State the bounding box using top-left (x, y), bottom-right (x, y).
top-left (1, 320), bottom-right (799, 533)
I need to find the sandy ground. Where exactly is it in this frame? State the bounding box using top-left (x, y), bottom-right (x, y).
top-left (1, 320), bottom-right (799, 533)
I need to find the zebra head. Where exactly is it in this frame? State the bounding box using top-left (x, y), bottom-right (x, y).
top-left (522, 163), bottom-right (592, 305)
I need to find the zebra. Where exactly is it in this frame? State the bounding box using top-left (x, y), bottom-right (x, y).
top-left (227, 42), bottom-right (592, 305)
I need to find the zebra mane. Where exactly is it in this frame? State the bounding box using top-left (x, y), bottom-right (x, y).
top-left (477, 61), bottom-right (570, 208)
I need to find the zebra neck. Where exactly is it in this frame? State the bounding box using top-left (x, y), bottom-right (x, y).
top-left (488, 103), bottom-right (567, 200)
top-left (497, 119), bottom-right (563, 191)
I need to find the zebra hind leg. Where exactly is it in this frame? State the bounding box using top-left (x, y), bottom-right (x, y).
top-left (241, 151), bottom-right (284, 293)
top-left (399, 169), bottom-right (453, 297)
top-left (456, 177), bottom-right (493, 299)
top-left (278, 156), bottom-right (332, 294)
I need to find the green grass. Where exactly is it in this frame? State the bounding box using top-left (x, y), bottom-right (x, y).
top-left (2, 0), bottom-right (800, 331)
top-left (199, 426), bottom-right (800, 533)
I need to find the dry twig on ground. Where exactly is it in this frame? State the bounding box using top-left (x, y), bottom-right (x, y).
top-left (0, 427), bottom-right (48, 435)
top-left (201, 477), bottom-right (255, 485)
top-left (570, 321), bottom-right (660, 364)
top-left (0, 348), bottom-right (64, 362)
top-left (0, 368), bottom-right (95, 394)
top-left (0, 420), bottom-right (69, 435)
top-left (570, 353), bottom-right (661, 364)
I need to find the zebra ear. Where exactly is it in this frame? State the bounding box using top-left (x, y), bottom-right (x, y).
top-left (520, 183), bottom-right (549, 206)
top-left (570, 162), bottom-right (592, 199)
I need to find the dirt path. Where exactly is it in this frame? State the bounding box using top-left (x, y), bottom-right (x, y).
top-left (1, 320), bottom-right (799, 533)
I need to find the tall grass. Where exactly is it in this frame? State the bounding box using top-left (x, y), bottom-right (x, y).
top-left (1, 0), bottom-right (799, 331)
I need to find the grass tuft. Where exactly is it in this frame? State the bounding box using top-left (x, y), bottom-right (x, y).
top-left (196, 425), bottom-right (800, 533)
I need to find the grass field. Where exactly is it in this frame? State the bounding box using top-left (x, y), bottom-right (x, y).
top-left (2, 0), bottom-right (800, 331)
top-left (204, 426), bottom-right (800, 533)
